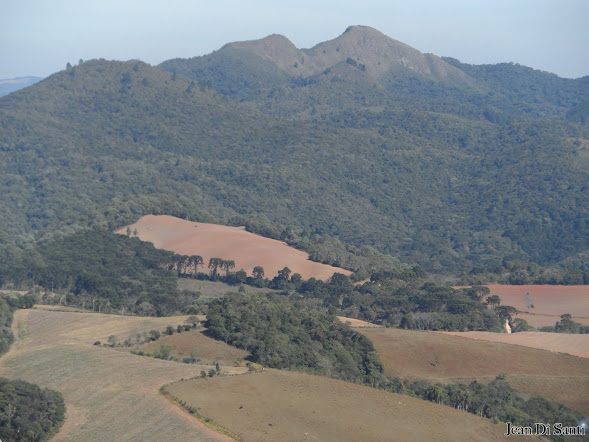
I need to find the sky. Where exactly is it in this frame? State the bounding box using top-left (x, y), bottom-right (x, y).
top-left (1, 0), bottom-right (588, 79)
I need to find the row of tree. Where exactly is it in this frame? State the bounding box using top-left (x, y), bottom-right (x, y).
top-left (377, 375), bottom-right (581, 432)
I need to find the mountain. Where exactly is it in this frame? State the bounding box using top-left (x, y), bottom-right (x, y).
top-left (0, 76), bottom-right (42, 97)
top-left (220, 26), bottom-right (469, 82)
top-left (160, 26), bottom-right (588, 121)
top-left (0, 28), bottom-right (588, 272)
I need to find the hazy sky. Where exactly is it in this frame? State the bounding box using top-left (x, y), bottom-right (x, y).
top-left (1, 0), bottom-right (588, 79)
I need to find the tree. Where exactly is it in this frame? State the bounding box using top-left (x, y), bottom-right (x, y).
top-left (185, 315), bottom-right (200, 328)
top-left (190, 255), bottom-right (203, 275)
top-left (108, 335), bottom-right (118, 347)
top-left (290, 273), bottom-right (302, 287)
top-left (511, 318), bottom-right (531, 332)
top-left (222, 260), bottom-right (235, 276)
top-left (208, 257), bottom-right (224, 280)
top-left (154, 344), bottom-right (172, 360)
top-left (426, 385), bottom-right (447, 405)
top-left (252, 266), bottom-right (265, 279)
top-left (486, 295), bottom-right (501, 309)
top-left (277, 267), bottom-right (291, 281)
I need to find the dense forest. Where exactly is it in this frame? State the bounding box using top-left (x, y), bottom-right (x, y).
top-left (0, 26), bottom-right (587, 273)
top-left (0, 230), bottom-right (522, 333)
top-left (206, 293), bottom-right (383, 383)
top-left (0, 378), bottom-right (65, 441)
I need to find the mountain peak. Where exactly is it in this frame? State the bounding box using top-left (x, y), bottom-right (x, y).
top-left (202, 26), bottom-right (470, 82)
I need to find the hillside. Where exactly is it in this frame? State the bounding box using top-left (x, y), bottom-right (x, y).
top-left (118, 215), bottom-right (351, 279)
top-left (0, 27), bottom-right (588, 272)
top-left (165, 369), bottom-right (510, 441)
top-left (359, 327), bottom-right (589, 416)
top-left (0, 307), bottom-right (245, 440)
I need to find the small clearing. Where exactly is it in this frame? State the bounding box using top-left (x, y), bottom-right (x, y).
top-left (117, 214), bottom-right (351, 280)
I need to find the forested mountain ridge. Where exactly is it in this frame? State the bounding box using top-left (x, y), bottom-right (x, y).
top-left (160, 25), bottom-right (588, 121)
top-left (1, 27), bottom-right (588, 271)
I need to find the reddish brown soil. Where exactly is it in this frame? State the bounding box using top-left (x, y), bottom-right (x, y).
top-left (118, 215), bottom-right (351, 280)
top-left (485, 285), bottom-right (588, 328)
top-left (437, 331), bottom-right (589, 359)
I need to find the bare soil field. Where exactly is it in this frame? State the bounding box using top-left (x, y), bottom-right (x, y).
top-left (165, 369), bottom-right (511, 442)
top-left (485, 285), bottom-right (589, 328)
top-left (117, 215), bottom-right (351, 280)
top-left (0, 308), bottom-right (246, 441)
top-left (359, 328), bottom-right (589, 416)
top-left (437, 330), bottom-right (589, 359)
top-left (336, 316), bottom-right (383, 328)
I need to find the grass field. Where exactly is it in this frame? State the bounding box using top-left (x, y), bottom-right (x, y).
top-left (165, 369), bottom-right (511, 442)
top-left (120, 327), bottom-right (249, 367)
top-left (0, 307), bottom-right (246, 441)
top-left (336, 316), bottom-right (383, 328)
top-left (359, 327), bottom-right (589, 416)
top-left (177, 278), bottom-right (277, 299)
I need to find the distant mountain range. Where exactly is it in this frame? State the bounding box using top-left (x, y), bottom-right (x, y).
top-left (0, 26), bottom-right (588, 271)
top-left (0, 76), bottom-right (42, 97)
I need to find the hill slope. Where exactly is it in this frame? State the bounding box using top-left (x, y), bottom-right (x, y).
top-left (165, 369), bottom-right (509, 441)
top-left (0, 308), bottom-right (242, 440)
top-left (1, 28), bottom-right (588, 271)
top-left (118, 215), bottom-right (351, 280)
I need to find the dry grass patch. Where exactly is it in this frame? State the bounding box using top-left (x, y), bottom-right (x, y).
top-left (0, 309), bottom-right (245, 441)
top-left (127, 328), bottom-right (249, 366)
top-left (359, 328), bottom-right (589, 416)
top-left (177, 278), bottom-right (276, 299)
top-left (336, 316), bottom-right (383, 328)
top-left (118, 214), bottom-right (351, 280)
top-left (165, 369), bottom-right (510, 442)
